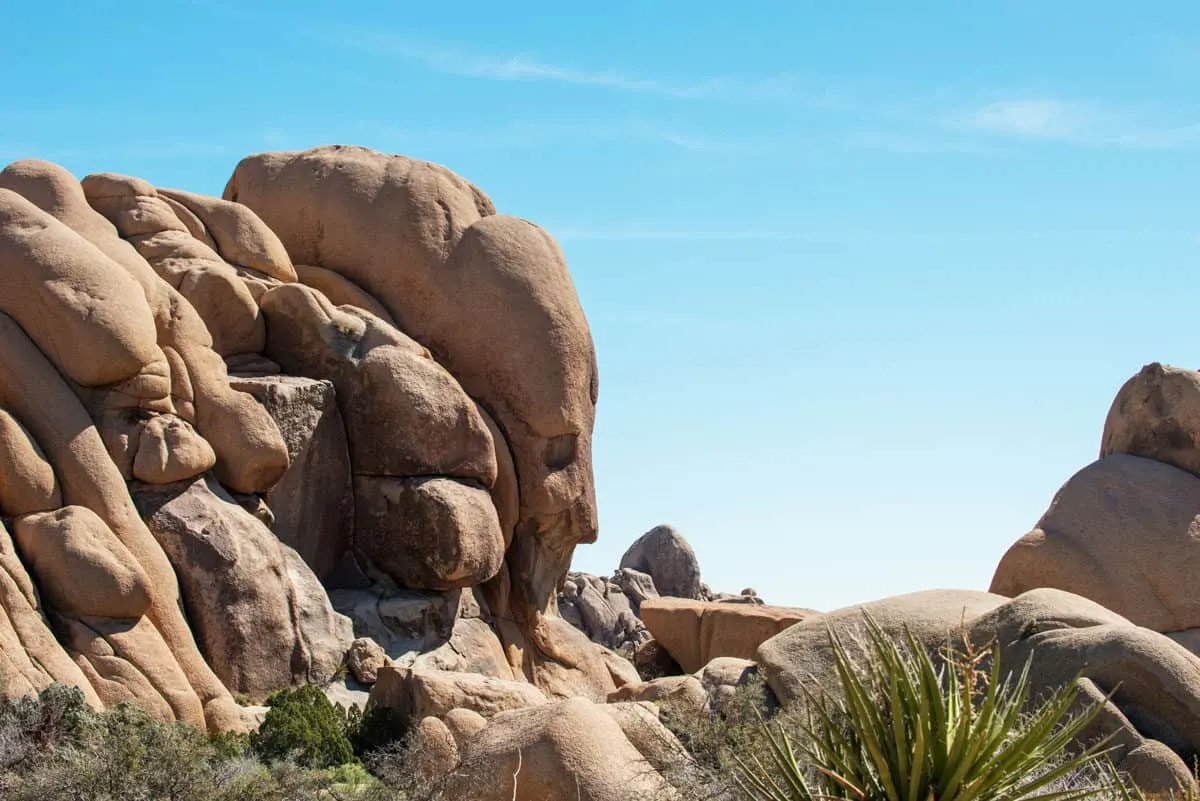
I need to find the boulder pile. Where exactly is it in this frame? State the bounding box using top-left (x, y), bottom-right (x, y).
top-left (0, 146), bottom-right (609, 732)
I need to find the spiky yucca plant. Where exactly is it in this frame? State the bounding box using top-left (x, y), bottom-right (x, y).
top-left (736, 614), bottom-right (1120, 801)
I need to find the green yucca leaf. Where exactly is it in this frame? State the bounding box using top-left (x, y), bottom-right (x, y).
top-left (734, 611), bottom-right (1130, 801)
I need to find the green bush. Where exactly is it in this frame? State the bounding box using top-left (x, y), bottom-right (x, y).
top-left (735, 614), bottom-right (1124, 801)
top-left (251, 685), bottom-right (358, 769)
top-left (0, 681), bottom-right (424, 800)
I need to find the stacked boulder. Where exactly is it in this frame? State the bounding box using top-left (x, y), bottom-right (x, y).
top-left (557, 523), bottom-right (784, 661)
top-left (0, 146), bottom-right (616, 727)
top-left (0, 145), bottom-right (698, 800)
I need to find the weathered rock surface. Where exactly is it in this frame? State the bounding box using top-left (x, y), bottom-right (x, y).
top-left (227, 147), bottom-right (600, 696)
top-left (132, 476), bottom-right (351, 701)
top-left (423, 696), bottom-right (682, 801)
top-left (991, 454), bottom-right (1200, 633)
top-left (0, 145), bottom-right (617, 744)
top-left (369, 665), bottom-right (547, 726)
top-left (607, 675), bottom-right (708, 716)
top-left (353, 476), bottom-right (505, 590)
top-left (620, 524), bottom-right (703, 600)
top-left (757, 588), bottom-right (1200, 796)
top-left (228, 374), bottom-right (353, 579)
top-left (346, 637), bottom-right (389, 685)
top-left (1102, 363), bottom-right (1200, 476)
top-left (642, 597), bottom-right (818, 673)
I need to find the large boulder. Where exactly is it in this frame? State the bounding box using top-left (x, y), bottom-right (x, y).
top-left (991, 454), bottom-right (1200, 633)
top-left (131, 476), bottom-right (352, 701)
top-left (227, 374), bottom-right (353, 579)
top-left (756, 588), bottom-right (1200, 796)
top-left (259, 283), bottom-right (496, 484)
top-left (1102, 363), bottom-right (1200, 476)
top-left (227, 148), bottom-right (599, 694)
top-left (619, 525), bottom-right (703, 600)
top-left (641, 597), bottom-right (818, 673)
top-left (353, 476), bottom-right (505, 590)
top-left (369, 665), bottom-right (547, 726)
top-left (424, 696), bottom-right (682, 801)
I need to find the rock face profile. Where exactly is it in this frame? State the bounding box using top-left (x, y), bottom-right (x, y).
top-left (0, 146), bottom-right (606, 729)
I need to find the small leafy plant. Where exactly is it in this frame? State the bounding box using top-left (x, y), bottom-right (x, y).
top-left (736, 613), bottom-right (1120, 801)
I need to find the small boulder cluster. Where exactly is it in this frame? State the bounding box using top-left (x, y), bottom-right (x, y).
top-left (558, 523), bottom-right (766, 654)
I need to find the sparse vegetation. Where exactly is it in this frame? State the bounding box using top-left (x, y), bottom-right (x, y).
top-left (0, 683), bottom-right (414, 800)
top-left (0, 626), bottom-right (1166, 801)
top-left (655, 615), bottom-right (1152, 801)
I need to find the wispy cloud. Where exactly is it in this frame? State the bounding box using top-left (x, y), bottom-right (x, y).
top-left (966, 99), bottom-right (1091, 139)
top-left (339, 30), bottom-right (845, 107)
top-left (954, 97), bottom-right (1200, 149)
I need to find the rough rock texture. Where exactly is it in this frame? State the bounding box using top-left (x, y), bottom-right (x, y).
top-left (132, 476), bottom-right (351, 702)
top-left (641, 597), bottom-right (818, 673)
top-left (619, 524), bottom-right (703, 600)
top-left (757, 589), bottom-right (1200, 796)
top-left (425, 696), bottom-right (681, 801)
top-left (0, 146), bottom-right (608, 734)
top-left (607, 675), bottom-right (708, 716)
top-left (369, 665), bottom-right (547, 727)
top-left (1101, 363), bottom-right (1200, 476)
top-left (227, 147), bottom-right (601, 697)
top-left (991, 454), bottom-right (1200, 633)
top-left (346, 637), bottom-right (389, 685)
top-left (228, 375), bottom-right (353, 579)
top-left (353, 476), bottom-right (505, 590)
top-left (693, 657), bottom-right (760, 715)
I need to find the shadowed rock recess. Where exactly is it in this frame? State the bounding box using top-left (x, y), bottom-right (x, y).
top-left (9, 148), bottom-right (1200, 798)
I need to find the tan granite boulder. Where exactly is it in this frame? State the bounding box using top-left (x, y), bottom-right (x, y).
top-left (1101, 363), bottom-right (1200, 475)
top-left (991, 454), bottom-right (1200, 632)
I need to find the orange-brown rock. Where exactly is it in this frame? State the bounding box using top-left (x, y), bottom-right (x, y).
top-left (226, 151), bottom-right (598, 684)
top-left (369, 665), bottom-right (547, 726)
top-left (0, 408), bottom-right (61, 516)
top-left (640, 598), bottom-right (818, 673)
top-left (0, 159), bottom-right (287, 495)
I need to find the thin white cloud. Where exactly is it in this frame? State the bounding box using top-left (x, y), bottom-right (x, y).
top-left (967, 99), bottom-right (1090, 139)
top-left (955, 97), bottom-right (1200, 149)
top-left (331, 30), bottom-right (843, 107)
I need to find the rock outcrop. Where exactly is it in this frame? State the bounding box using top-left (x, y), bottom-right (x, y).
top-left (619, 524), bottom-right (703, 600)
top-left (0, 146), bottom-right (606, 729)
top-left (641, 597), bottom-right (818, 673)
top-left (757, 589), bottom-right (1200, 795)
top-left (991, 454), bottom-right (1200, 633)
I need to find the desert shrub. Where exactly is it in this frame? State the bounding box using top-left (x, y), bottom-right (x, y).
top-left (339, 700), bottom-right (407, 759)
top-left (735, 614), bottom-right (1125, 801)
top-left (0, 682), bottom-right (419, 801)
top-left (252, 685), bottom-right (358, 769)
top-left (655, 672), bottom-right (788, 800)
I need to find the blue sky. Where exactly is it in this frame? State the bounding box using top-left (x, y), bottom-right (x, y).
top-left (5, 2), bottom-right (1200, 610)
